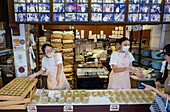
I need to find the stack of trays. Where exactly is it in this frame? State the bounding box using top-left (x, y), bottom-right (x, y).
top-left (0, 78), bottom-right (37, 110)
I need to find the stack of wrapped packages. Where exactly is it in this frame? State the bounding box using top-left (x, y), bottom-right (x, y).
top-left (39, 36), bottom-right (50, 68)
top-left (51, 31), bottom-right (75, 89)
top-left (62, 31), bottom-right (75, 89)
top-left (51, 31), bottom-right (63, 55)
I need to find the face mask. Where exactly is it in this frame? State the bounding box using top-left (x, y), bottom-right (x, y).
top-left (47, 51), bottom-right (54, 58)
top-left (122, 46), bottom-right (130, 52)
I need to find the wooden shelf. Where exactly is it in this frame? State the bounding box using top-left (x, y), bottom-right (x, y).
top-left (132, 46), bottom-right (139, 48)
top-left (141, 56), bottom-right (164, 62)
top-left (133, 54), bottom-right (139, 57)
top-left (141, 47), bottom-right (163, 51)
top-left (0, 49), bottom-right (11, 56)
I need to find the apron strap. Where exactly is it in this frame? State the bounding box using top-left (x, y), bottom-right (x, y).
top-left (165, 94), bottom-right (169, 110)
top-left (46, 57), bottom-right (58, 66)
top-left (118, 50), bottom-right (128, 58)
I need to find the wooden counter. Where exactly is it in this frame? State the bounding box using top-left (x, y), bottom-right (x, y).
top-left (0, 104), bottom-right (151, 112)
top-left (130, 75), bottom-right (156, 88)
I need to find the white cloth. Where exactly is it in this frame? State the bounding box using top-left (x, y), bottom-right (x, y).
top-left (29, 46), bottom-right (36, 69)
top-left (42, 53), bottom-right (63, 71)
top-left (28, 33), bottom-right (36, 46)
top-left (109, 51), bottom-right (135, 68)
top-left (160, 61), bottom-right (170, 77)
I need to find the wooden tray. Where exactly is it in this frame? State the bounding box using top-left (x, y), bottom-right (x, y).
top-left (0, 86), bottom-right (36, 106)
top-left (0, 103), bottom-right (28, 110)
top-left (0, 78), bottom-right (37, 101)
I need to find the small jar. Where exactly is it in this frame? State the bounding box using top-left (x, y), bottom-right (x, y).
top-left (66, 94), bottom-right (73, 104)
top-left (80, 94), bottom-right (85, 100)
top-left (42, 97), bottom-right (48, 104)
top-left (73, 90), bottom-right (79, 95)
top-left (81, 90), bottom-right (86, 95)
top-left (66, 90), bottom-right (72, 95)
top-left (103, 91), bottom-right (108, 96)
top-left (50, 97), bottom-right (56, 103)
top-left (92, 92), bottom-right (97, 97)
top-left (82, 94), bottom-right (89, 104)
top-left (58, 94), bottom-right (65, 104)
top-left (55, 94), bottom-right (60, 102)
top-left (74, 94), bottom-right (81, 103)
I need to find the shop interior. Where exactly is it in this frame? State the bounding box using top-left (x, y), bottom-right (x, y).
top-left (0, 0), bottom-right (170, 111)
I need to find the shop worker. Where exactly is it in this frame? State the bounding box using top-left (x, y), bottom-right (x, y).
top-left (108, 37), bottom-right (143, 89)
top-left (142, 44), bottom-right (170, 112)
top-left (27, 44), bottom-right (70, 90)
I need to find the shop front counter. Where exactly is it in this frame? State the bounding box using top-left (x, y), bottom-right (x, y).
top-left (0, 89), bottom-right (154, 112)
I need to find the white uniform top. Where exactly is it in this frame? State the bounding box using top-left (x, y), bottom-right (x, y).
top-left (160, 61), bottom-right (170, 77)
top-left (41, 53), bottom-right (63, 71)
top-left (109, 51), bottom-right (135, 68)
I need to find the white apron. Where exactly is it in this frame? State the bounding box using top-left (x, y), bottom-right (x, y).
top-left (108, 52), bottom-right (131, 89)
top-left (47, 59), bottom-right (70, 90)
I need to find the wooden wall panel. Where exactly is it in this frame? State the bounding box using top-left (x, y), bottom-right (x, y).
top-left (75, 25), bottom-right (88, 39)
top-left (130, 30), bottom-right (151, 39)
top-left (96, 25), bottom-right (108, 36)
top-left (85, 25), bottom-right (97, 36)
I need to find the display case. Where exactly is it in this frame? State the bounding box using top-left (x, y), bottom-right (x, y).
top-left (11, 89), bottom-right (153, 112)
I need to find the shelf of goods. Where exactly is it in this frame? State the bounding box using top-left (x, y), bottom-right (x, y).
top-left (39, 30), bottom-right (75, 89)
top-left (0, 78), bottom-right (37, 110)
top-left (133, 47), bottom-right (165, 71)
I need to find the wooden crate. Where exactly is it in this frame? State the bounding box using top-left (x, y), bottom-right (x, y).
top-left (0, 103), bottom-right (28, 110)
top-left (0, 78), bottom-right (37, 101)
top-left (0, 86), bottom-right (36, 106)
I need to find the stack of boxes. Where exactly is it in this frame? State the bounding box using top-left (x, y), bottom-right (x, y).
top-left (50, 30), bottom-right (75, 89)
top-left (62, 31), bottom-right (75, 89)
top-left (39, 36), bottom-right (50, 68)
top-left (51, 31), bottom-right (63, 55)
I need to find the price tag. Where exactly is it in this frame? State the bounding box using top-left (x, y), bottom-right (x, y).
top-left (67, 97), bottom-right (71, 100)
top-left (75, 97), bottom-right (79, 100)
top-left (65, 41), bottom-right (72, 43)
top-left (65, 50), bottom-right (71, 52)
top-left (84, 97), bottom-right (88, 99)
top-left (66, 57), bottom-right (73, 60)
top-left (27, 105), bottom-right (37, 112)
top-left (64, 105), bottom-right (73, 112)
top-left (54, 40), bottom-right (60, 42)
top-left (110, 105), bottom-right (119, 111)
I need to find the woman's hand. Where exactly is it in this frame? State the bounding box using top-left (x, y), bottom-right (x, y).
top-left (136, 71), bottom-right (144, 78)
top-left (26, 73), bottom-right (37, 81)
top-left (155, 81), bottom-right (162, 88)
top-left (127, 66), bottom-right (139, 72)
top-left (141, 83), bottom-right (154, 91)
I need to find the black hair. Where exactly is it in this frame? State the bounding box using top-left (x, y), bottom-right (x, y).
top-left (41, 44), bottom-right (52, 54)
top-left (119, 37), bottom-right (129, 45)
